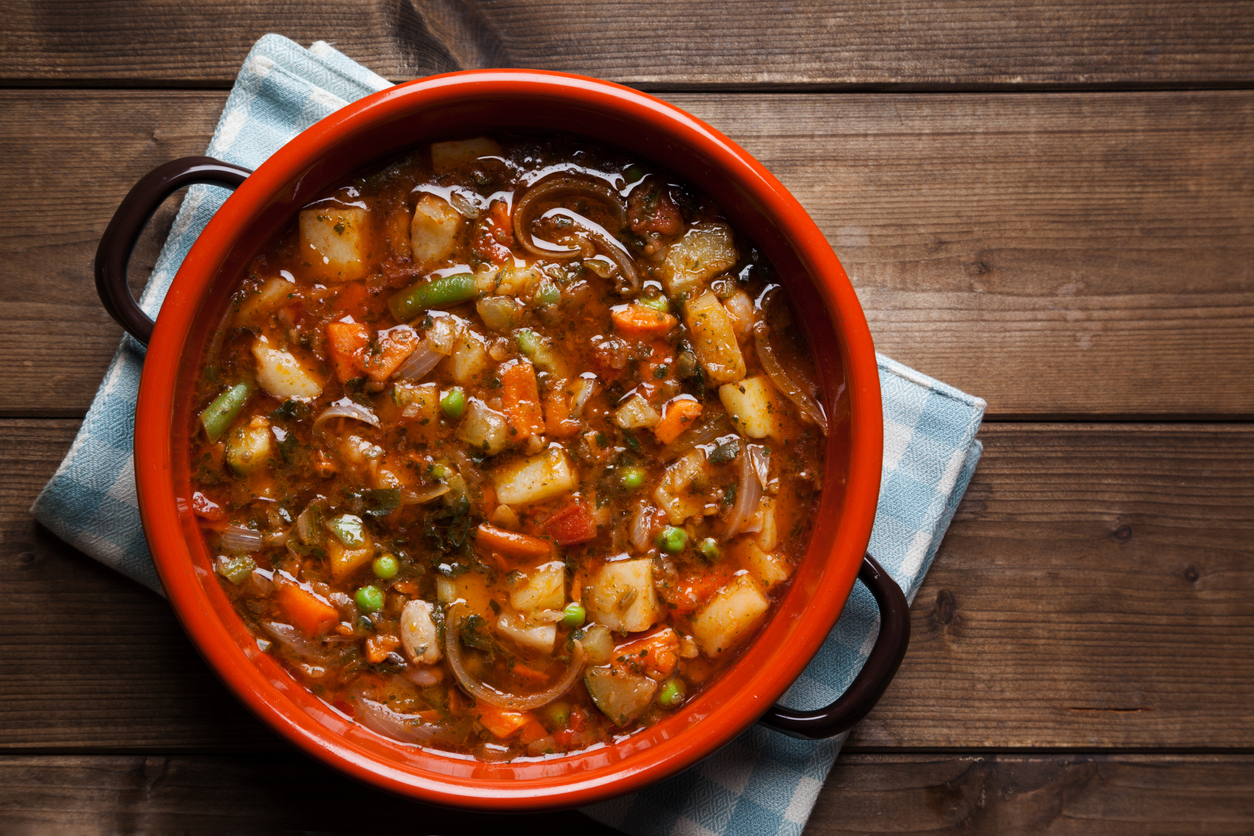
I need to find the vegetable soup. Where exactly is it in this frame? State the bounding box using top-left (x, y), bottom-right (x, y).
top-left (188, 134), bottom-right (834, 760)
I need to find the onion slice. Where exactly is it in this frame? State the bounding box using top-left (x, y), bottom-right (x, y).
top-left (629, 502), bottom-right (654, 553)
top-left (312, 398), bottom-right (380, 434)
top-left (723, 448), bottom-right (764, 541)
top-left (355, 697), bottom-right (443, 745)
top-left (662, 413), bottom-right (735, 462)
top-left (402, 484), bottom-right (451, 505)
top-left (444, 604), bottom-right (585, 711)
top-left (220, 524), bottom-right (263, 553)
top-left (394, 339), bottom-right (442, 381)
top-left (753, 294), bottom-right (828, 434)
top-left (260, 620), bottom-right (331, 663)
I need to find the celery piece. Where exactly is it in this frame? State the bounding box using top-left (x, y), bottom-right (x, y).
top-left (326, 513), bottom-right (366, 548)
top-left (388, 272), bottom-right (477, 320)
top-left (199, 382), bottom-right (252, 443)
top-left (215, 554), bottom-right (256, 585)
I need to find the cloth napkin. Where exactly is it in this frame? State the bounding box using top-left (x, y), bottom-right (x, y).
top-left (31, 35), bottom-right (985, 836)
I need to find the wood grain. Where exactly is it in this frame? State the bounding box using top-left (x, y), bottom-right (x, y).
top-left (2, 90), bottom-right (1251, 418)
top-left (2, 753), bottom-right (1253, 835)
top-left (2, 1), bottom-right (1252, 89)
top-left (3, 420), bottom-right (1251, 751)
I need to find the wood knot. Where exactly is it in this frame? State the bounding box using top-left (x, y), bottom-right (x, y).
top-left (17, 551), bottom-right (38, 566)
top-left (1112, 524), bottom-right (1133, 544)
top-left (935, 589), bottom-right (957, 625)
top-left (1183, 566), bottom-right (1200, 583)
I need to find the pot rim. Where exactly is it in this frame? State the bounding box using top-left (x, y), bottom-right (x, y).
top-left (133, 69), bottom-right (883, 809)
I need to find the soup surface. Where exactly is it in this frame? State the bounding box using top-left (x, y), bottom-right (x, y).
top-left (188, 134), bottom-right (833, 760)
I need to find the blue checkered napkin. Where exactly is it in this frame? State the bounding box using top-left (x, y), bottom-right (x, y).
top-left (30, 36), bottom-right (986, 835)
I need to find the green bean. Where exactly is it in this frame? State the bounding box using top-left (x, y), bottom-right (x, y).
top-left (388, 272), bottom-right (477, 320)
top-left (199, 382), bottom-right (252, 443)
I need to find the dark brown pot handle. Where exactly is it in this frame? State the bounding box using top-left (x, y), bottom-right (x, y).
top-left (95, 156), bottom-right (252, 345)
top-left (759, 553), bottom-right (911, 739)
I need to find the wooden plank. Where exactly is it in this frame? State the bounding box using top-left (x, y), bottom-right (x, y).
top-left (2, 753), bottom-right (1254, 835)
top-left (3, 420), bottom-right (1252, 750)
top-left (2, 90), bottom-right (1251, 418)
top-left (2, 1), bottom-right (1252, 88)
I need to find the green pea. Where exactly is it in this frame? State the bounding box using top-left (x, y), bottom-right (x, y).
top-left (440, 387), bottom-right (466, 419)
top-left (623, 164), bottom-right (645, 184)
top-left (561, 602), bottom-right (586, 628)
top-left (355, 585), bottom-right (385, 613)
top-left (657, 678), bottom-right (687, 708)
top-left (388, 272), bottom-right (477, 320)
top-left (372, 553), bottom-right (399, 579)
top-left (658, 526), bottom-right (687, 553)
top-left (619, 465), bottom-right (646, 490)
top-left (544, 701), bottom-right (571, 727)
top-left (698, 537), bottom-right (722, 561)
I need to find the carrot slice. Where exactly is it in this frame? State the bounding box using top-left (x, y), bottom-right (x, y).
top-left (274, 584), bottom-right (339, 637)
top-left (519, 717), bottom-right (551, 744)
top-left (325, 320), bottom-right (370, 382)
top-left (474, 522), bottom-right (552, 559)
top-left (613, 627), bottom-right (680, 680)
top-left (363, 326), bottom-right (418, 383)
top-left (501, 361), bottom-right (544, 439)
top-left (653, 397), bottom-right (704, 445)
top-left (611, 304), bottom-right (678, 336)
top-left (477, 703), bottom-right (532, 738)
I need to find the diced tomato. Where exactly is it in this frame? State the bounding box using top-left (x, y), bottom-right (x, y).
top-left (325, 320), bottom-right (370, 382)
top-left (362, 325), bottom-right (418, 383)
top-left (543, 502), bottom-right (598, 546)
top-left (612, 627), bottom-right (680, 680)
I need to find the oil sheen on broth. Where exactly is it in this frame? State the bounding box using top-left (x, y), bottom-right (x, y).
top-left (188, 134), bottom-right (833, 761)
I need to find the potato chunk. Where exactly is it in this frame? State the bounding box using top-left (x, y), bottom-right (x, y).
top-left (719, 376), bottom-right (782, 439)
top-left (684, 290), bottom-right (746, 386)
top-left (457, 399), bottom-right (510, 456)
top-left (430, 137), bottom-right (503, 172)
top-left (584, 666), bottom-right (658, 726)
top-left (299, 206), bottom-right (370, 282)
top-left (586, 557), bottom-right (660, 634)
top-left (251, 336), bottom-right (323, 401)
top-left (497, 612), bottom-right (557, 653)
top-left (492, 447), bottom-right (579, 507)
top-left (410, 194), bottom-right (464, 268)
top-left (652, 449), bottom-right (707, 526)
top-left (509, 561), bottom-right (567, 612)
top-left (661, 222), bottom-right (738, 296)
top-left (691, 573), bottom-right (770, 657)
top-left (731, 538), bottom-right (791, 590)
top-left (448, 329), bottom-right (490, 385)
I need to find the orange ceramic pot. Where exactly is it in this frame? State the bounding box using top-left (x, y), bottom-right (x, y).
top-left (99, 71), bottom-right (901, 810)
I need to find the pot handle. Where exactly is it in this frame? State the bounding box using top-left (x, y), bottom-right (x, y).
top-left (758, 553), bottom-right (911, 739)
top-left (95, 156), bottom-right (252, 346)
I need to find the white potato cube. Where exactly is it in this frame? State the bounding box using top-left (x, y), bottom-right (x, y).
top-left (251, 336), bottom-right (323, 401)
top-left (299, 206), bottom-right (370, 282)
top-left (614, 393), bottom-right (661, 429)
top-left (691, 573), bottom-right (770, 657)
top-left (410, 194), bottom-right (464, 268)
top-left (731, 538), bottom-right (791, 590)
top-left (457, 399), bottom-right (510, 455)
top-left (661, 222), bottom-right (738, 296)
top-left (492, 447), bottom-right (579, 507)
top-left (684, 290), bottom-right (746, 386)
top-left (448, 329), bottom-right (490, 385)
top-left (510, 561), bottom-right (567, 612)
top-left (392, 381), bottom-right (441, 425)
top-left (430, 137), bottom-right (503, 172)
top-left (497, 612), bottom-right (557, 653)
top-left (719, 376), bottom-right (782, 439)
top-left (584, 666), bottom-right (658, 726)
top-left (586, 557), bottom-right (660, 634)
top-left (652, 449), bottom-right (707, 525)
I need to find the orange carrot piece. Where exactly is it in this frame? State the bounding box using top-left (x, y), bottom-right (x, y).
top-left (613, 627), bottom-right (680, 680)
top-left (501, 361), bottom-right (544, 439)
top-left (363, 326), bottom-right (419, 383)
top-left (653, 397), bottom-right (704, 445)
top-left (519, 718), bottom-right (551, 744)
top-left (275, 584), bottom-right (340, 637)
top-left (325, 320), bottom-right (370, 382)
top-left (611, 304), bottom-right (678, 336)
top-left (474, 522), bottom-right (552, 559)
top-left (477, 703), bottom-right (532, 738)
top-left (543, 385), bottom-right (581, 438)
top-left (511, 662), bottom-right (552, 684)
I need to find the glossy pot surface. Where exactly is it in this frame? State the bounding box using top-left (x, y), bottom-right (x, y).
top-left (130, 71), bottom-right (884, 809)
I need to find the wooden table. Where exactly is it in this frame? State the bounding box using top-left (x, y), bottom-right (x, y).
top-left (3, 3), bottom-right (1252, 833)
